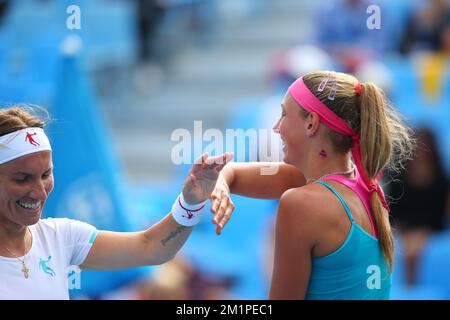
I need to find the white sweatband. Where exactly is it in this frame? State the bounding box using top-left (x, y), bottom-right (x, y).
top-left (0, 128), bottom-right (52, 165)
top-left (171, 192), bottom-right (207, 227)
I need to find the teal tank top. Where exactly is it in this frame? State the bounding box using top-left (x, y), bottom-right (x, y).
top-left (305, 180), bottom-right (392, 300)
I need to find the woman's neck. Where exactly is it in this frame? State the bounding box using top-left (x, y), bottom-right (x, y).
top-left (302, 151), bottom-right (354, 183)
top-left (0, 219), bottom-right (29, 253)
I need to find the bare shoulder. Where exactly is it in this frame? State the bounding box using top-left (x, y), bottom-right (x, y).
top-left (279, 184), bottom-right (328, 219)
top-left (277, 185), bottom-right (326, 245)
top-left (279, 182), bottom-right (360, 258)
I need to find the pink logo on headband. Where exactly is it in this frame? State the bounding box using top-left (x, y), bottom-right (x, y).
top-left (25, 132), bottom-right (40, 147)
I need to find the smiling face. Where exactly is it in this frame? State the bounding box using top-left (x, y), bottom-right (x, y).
top-left (0, 151), bottom-right (54, 229)
top-left (273, 93), bottom-right (311, 167)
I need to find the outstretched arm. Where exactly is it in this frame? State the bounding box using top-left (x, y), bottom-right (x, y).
top-left (79, 215), bottom-right (191, 270)
top-left (210, 162), bottom-right (305, 234)
top-left (79, 153), bottom-right (233, 270)
top-left (218, 162), bottom-right (305, 199)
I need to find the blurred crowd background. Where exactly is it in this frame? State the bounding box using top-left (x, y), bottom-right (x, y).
top-left (0, 0), bottom-right (449, 299)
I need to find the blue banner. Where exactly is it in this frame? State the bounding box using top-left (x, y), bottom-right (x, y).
top-left (45, 41), bottom-right (147, 298)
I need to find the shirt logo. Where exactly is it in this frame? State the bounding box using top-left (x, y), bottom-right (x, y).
top-left (25, 132), bottom-right (40, 147)
top-left (39, 256), bottom-right (56, 277)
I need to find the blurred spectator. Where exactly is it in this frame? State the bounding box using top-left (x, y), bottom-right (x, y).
top-left (442, 23), bottom-right (450, 55)
top-left (399, 0), bottom-right (450, 55)
top-left (0, 0), bottom-right (10, 26)
top-left (312, 0), bottom-right (390, 72)
top-left (136, 0), bottom-right (166, 63)
top-left (135, 256), bottom-right (235, 300)
top-left (269, 45), bottom-right (335, 93)
top-left (388, 128), bottom-right (450, 285)
top-left (135, 0), bottom-right (216, 64)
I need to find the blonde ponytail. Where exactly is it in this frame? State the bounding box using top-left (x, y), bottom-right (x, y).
top-left (359, 82), bottom-right (414, 272)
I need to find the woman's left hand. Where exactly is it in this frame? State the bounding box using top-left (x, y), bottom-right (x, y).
top-left (210, 184), bottom-right (235, 235)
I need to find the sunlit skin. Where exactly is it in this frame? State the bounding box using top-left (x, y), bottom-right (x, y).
top-left (0, 151), bottom-right (53, 254)
top-left (273, 93), bottom-right (353, 179)
top-left (272, 93), bottom-right (311, 168)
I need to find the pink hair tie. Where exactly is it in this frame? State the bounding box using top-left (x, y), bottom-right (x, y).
top-left (354, 83), bottom-right (362, 95)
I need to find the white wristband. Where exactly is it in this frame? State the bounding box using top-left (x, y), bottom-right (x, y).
top-left (171, 193), bottom-right (207, 227)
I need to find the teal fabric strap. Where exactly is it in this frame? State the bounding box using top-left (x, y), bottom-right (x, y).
top-left (315, 180), bottom-right (354, 223)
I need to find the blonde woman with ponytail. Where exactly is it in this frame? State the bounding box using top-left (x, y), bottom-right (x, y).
top-left (210, 71), bottom-right (414, 299)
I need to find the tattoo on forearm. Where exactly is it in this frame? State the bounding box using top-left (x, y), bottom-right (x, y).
top-left (161, 226), bottom-right (187, 246)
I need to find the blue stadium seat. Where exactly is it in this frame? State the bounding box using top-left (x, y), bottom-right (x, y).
top-left (416, 232), bottom-right (450, 299)
top-left (390, 284), bottom-right (446, 300)
top-left (392, 233), bottom-right (407, 286)
top-left (390, 232), bottom-right (447, 299)
top-left (385, 57), bottom-right (423, 121)
top-left (77, 0), bottom-right (137, 69)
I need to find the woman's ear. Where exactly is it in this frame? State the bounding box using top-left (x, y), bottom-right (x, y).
top-left (306, 112), bottom-right (320, 137)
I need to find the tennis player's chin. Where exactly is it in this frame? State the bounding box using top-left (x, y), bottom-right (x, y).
top-left (282, 150), bottom-right (300, 168)
top-left (16, 204), bottom-right (43, 225)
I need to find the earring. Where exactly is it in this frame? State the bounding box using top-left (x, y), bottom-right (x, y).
top-left (319, 150), bottom-right (327, 158)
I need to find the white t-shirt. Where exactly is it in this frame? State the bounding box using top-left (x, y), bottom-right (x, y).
top-left (0, 218), bottom-right (98, 300)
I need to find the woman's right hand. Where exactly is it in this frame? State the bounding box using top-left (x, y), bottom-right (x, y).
top-left (210, 179), bottom-right (235, 235)
top-left (182, 153), bottom-right (233, 205)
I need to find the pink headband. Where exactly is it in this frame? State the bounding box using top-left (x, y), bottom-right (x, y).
top-left (288, 77), bottom-right (390, 213)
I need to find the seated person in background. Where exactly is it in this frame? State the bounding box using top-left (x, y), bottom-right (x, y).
top-left (388, 128), bottom-right (450, 285)
top-left (0, 0), bottom-right (10, 26)
top-left (399, 0), bottom-right (450, 55)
